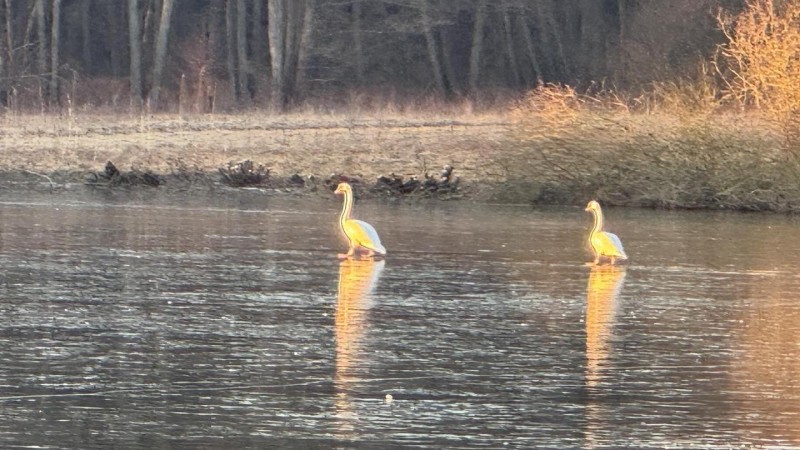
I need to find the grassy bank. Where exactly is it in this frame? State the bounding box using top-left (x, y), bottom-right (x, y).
top-left (507, 110), bottom-right (797, 211)
top-left (0, 106), bottom-right (796, 211)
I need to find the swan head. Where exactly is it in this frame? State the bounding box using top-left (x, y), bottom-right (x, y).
top-left (585, 200), bottom-right (601, 212)
top-left (334, 182), bottom-right (352, 195)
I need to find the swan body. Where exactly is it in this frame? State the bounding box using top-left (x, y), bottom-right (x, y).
top-left (335, 182), bottom-right (386, 259)
top-left (585, 200), bottom-right (627, 265)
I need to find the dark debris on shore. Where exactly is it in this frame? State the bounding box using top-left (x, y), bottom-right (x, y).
top-left (80, 160), bottom-right (462, 200)
top-left (323, 164), bottom-right (460, 199)
top-left (86, 161), bottom-right (163, 187)
top-left (218, 160), bottom-right (270, 187)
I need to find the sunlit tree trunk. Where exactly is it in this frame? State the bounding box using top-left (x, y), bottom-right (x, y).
top-left (49, 0), bottom-right (61, 105)
top-left (128, 0), bottom-right (143, 106)
top-left (469, 0), bottom-right (486, 93)
top-left (149, 0), bottom-right (174, 109)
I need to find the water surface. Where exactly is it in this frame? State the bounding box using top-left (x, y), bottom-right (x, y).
top-left (0, 189), bottom-right (797, 448)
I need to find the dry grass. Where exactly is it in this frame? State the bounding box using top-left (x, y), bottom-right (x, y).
top-left (0, 110), bottom-right (513, 198)
top-left (506, 85), bottom-right (800, 210)
top-left (2, 83), bottom-right (800, 211)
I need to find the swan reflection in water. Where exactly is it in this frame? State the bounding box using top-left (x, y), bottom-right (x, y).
top-left (584, 265), bottom-right (627, 447)
top-left (334, 258), bottom-right (385, 436)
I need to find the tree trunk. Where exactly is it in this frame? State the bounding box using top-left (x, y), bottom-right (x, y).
top-left (501, 1), bottom-right (521, 86)
top-left (104, 3), bottom-right (125, 77)
top-left (50, 0), bottom-right (61, 106)
top-left (469, 0), bottom-right (486, 94)
top-left (80, 0), bottom-right (91, 71)
top-left (149, 0), bottom-right (175, 109)
top-left (420, 0), bottom-right (446, 96)
top-left (35, 0), bottom-right (46, 77)
top-left (225, 0), bottom-right (238, 101)
top-left (439, 28), bottom-right (458, 95)
top-left (236, 0), bottom-right (249, 100)
top-left (295, 0), bottom-right (314, 98)
top-left (252, 0), bottom-right (265, 69)
top-left (517, 15), bottom-right (542, 85)
top-left (283, 0), bottom-right (303, 100)
top-left (0, 0), bottom-right (6, 82)
top-left (351, 0), bottom-right (364, 85)
top-left (537, 0), bottom-right (567, 78)
top-left (268, 0), bottom-right (286, 110)
top-left (578, 0), bottom-right (607, 79)
top-left (3, 0), bottom-right (11, 67)
top-left (128, 0), bottom-right (143, 106)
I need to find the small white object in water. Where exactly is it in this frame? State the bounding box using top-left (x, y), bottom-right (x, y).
top-left (385, 394), bottom-right (393, 403)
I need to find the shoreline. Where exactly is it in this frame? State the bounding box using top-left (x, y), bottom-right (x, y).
top-left (0, 112), bottom-right (796, 212)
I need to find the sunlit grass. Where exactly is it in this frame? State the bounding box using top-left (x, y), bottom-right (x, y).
top-left (506, 85), bottom-right (798, 210)
top-left (1, 87), bottom-right (799, 211)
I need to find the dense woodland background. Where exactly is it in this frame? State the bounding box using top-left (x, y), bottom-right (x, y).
top-left (0, 0), bottom-right (750, 113)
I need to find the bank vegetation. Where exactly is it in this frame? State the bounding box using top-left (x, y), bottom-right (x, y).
top-left (0, 1), bottom-right (800, 211)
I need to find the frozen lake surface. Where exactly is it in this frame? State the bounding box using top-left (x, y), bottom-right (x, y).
top-left (0, 189), bottom-right (797, 448)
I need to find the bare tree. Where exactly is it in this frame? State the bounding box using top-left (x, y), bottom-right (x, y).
top-left (268, 0), bottom-right (313, 109)
top-left (3, 0), bottom-right (11, 72)
top-left (34, 0), bottom-right (47, 85)
top-left (49, 0), bottom-right (60, 105)
top-left (268, 0), bottom-right (285, 109)
top-left (295, 0), bottom-right (315, 97)
top-left (225, 0), bottom-right (238, 101)
top-left (351, 0), bottom-right (364, 85)
top-left (420, 0), bottom-right (446, 95)
top-left (500, 1), bottom-right (521, 86)
top-left (283, 1), bottom-right (302, 98)
top-left (128, 0), bottom-right (143, 106)
top-left (0, 0), bottom-right (6, 90)
top-left (149, 0), bottom-right (175, 109)
top-left (252, 0), bottom-right (266, 69)
top-left (80, 0), bottom-right (91, 70)
top-left (469, 0), bottom-right (486, 93)
top-left (236, 0), bottom-right (249, 100)
top-left (517, 14), bottom-right (542, 84)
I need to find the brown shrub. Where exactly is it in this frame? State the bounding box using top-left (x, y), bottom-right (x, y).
top-left (716, 0), bottom-right (800, 117)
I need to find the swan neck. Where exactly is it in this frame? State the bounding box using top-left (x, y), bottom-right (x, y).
top-left (591, 208), bottom-right (604, 235)
top-left (339, 190), bottom-right (352, 228)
